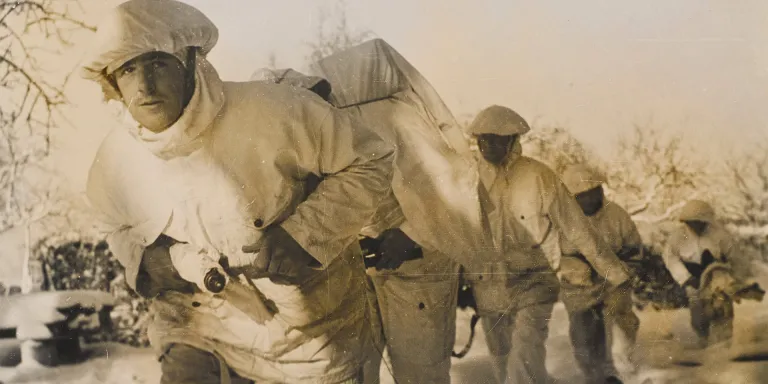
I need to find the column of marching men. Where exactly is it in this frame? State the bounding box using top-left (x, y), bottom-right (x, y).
top-left (80, 1), bottom-right (755, 383)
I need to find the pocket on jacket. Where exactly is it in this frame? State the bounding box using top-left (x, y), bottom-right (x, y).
top-left (378, 276), bottom-right (459, 365)
top-left (472, 280), bottom-right (513, 315)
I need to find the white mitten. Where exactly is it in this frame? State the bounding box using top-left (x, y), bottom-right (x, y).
top-left (168, 243), bottom-right (227, 293)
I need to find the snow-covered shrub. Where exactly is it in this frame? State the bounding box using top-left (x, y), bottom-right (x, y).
top-left (34, 234), bottom-right (150, 347)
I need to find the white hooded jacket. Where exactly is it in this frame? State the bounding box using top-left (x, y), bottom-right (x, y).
top-left (664, 223), bottom-right (733, 286)
top-left (309, 39), bottom-right (495, 271)
top-left (87, 59), bottom-right (393, 384)
top-left (471, 144), bottom-right (631, 287)
top-left (559, 201), bottom-right (643, 285)
top-left (82, 2), bottom-right (395, 382)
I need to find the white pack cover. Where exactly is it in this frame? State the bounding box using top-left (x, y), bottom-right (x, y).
top-left (310, 39), bottom-right (494, 261)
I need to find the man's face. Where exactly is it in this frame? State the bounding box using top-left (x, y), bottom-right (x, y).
top-left (684, 220), bottom-right (709, 236)
top-left (477, 134), bottom-right (517, 165)
top-left (112, 51), bottom-right (188, 133)
top-left (575, 186), bottom-right (604, 216)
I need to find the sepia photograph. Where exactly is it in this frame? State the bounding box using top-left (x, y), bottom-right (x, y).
top-left (0, 0), bottom-right (767, 383)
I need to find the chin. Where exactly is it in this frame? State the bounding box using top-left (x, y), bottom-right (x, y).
top-left (141, 123), bottom-right (171, 133)
top-left (138, 116), bottom-right (177, 132)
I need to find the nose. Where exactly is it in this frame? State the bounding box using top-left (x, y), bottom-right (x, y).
top-left (136, 65), bottom-right (157, 95)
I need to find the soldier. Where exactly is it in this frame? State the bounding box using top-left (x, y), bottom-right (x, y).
top-left (663, 200), bottom-right (739, 347)
top-left (560, 164), bottom-right (643, 384)
top-left (309, 39), bottom-right (491, 384)
top-left (82, 1), bottom-right (395, 382)
top-left (465, 106), bottom-right (633, 384)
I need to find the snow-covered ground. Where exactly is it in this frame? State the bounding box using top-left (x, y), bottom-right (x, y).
top-left (0, 343), bottom-right (160, 384)
top-left (3, 265), bottom-right (768, 384)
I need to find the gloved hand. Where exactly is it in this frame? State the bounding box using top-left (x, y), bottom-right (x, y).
top-left (136, 236), bottom-right (197, 298)
top-left (168, 242), bottom-right (226, 293)
top-left (616, 245), bottom-right (642, 261)
top-left (241, 226), bottom-right (322, 285)
top-left (682, 276), bottom-right (700, 298)
top-left (684, 285), bottom-right (699, 300)
top-left (557, 254), bottom-right (594, 287)
top-left (607, 265), bottom-right (635, 288)
top-left (614, 274), bottom-right (640, 295)
top-left (373, 228), bottom-right (423, 271)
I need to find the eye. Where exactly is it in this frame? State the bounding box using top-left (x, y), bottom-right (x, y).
top-left (152, 60), bottom-right (168, 70)
top-left (115, 66), bottom-right (135, 78)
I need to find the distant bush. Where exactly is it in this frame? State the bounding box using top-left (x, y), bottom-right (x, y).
top-left (34, 234), bottom-right (150, 347)
top-left (627, 246), bottom-right (688, 310)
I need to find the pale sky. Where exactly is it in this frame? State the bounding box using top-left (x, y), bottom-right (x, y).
top-left (55, 0), bottom-right (768, 196)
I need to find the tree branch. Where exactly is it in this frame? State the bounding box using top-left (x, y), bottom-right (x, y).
top-left (726, 224), bottom-right (768, 239)
top-left (0, 0), bottom-right (91, 235)
top-left (631, 193), bottom-right (693, 224)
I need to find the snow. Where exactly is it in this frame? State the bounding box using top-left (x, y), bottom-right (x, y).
top-left (0, 343), bottom-right (159, 384)
top-left (2, 267), bottom-right (767, 384)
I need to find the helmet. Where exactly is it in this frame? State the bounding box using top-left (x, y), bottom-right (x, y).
top-left (466, 105), bottom-right (531, 136)
top-left (80, 0), bottom-right (218, 99)
top-left (678, 200), bottom-right (715, 223)
top-left (561, 164), bottom-right (606, 195)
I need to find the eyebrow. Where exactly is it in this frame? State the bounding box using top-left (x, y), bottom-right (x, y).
top-left (120, 53), bottom-right (173, 68)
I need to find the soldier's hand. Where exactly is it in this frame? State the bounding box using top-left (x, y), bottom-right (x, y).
top-left (682, 276), bottom-right (700, 297)
top-left (374, 228), bottom-right (423, 270)
top-left (604, 264), bottom-right (635, 288)
top-left (684, 285), bottom-right (698, 298)
top-left (241, 226), bottom-right (321, 285)
top-left (137, 238), bottom-right (196, 297)
top-left (614, 275), bottom-right (639, 295)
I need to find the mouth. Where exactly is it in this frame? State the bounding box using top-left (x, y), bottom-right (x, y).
top-left (482, 151), bottom-right (505, 160)
top-left (139, 99), bottom-right (163, 107)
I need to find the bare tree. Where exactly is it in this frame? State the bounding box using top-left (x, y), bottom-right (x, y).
top-left (520, 124), bottom-right (604, 176)
top-left (304, 0), bottom-right (374, 66)
top-left (608, 124), bottom-right (705, 223)
top-left (0, 1), bottom-right (94, 293)
top-left (0, 0), bottom-right (93, 236)
top-left (721, 141), bottom-right (768, 240)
